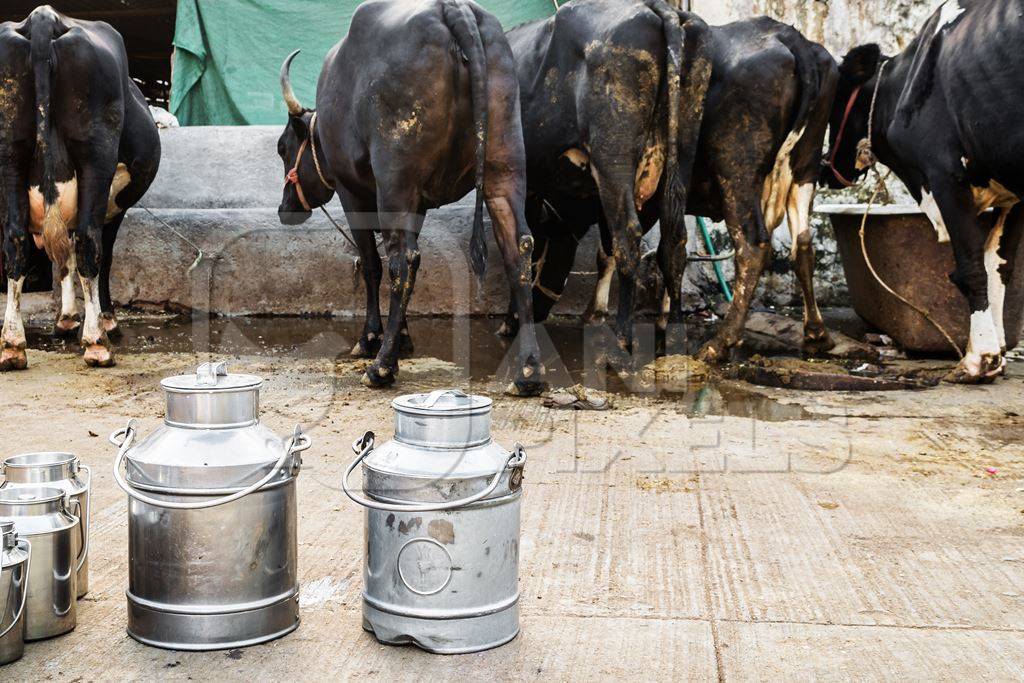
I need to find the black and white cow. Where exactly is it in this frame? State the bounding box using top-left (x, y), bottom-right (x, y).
top-left (513, 8), bottom-right (837, 362)
top-left (824, 0), bottom-right (1022, 382)
top-left (276, 0), bottom-right (543, 395)
top-left (0, 6), bottom-right (160, 370)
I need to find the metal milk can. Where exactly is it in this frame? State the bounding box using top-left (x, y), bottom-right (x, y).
top-left (0, 486), bottom-right (82, 640)
top-left (109, 361), bottom-right (310, 651)
top-left (2, 452), bottom-right (90, 597)
top-left (0, 520), bottom-right (30, 665)
top-left (345, 389), bottom-right (527, 654)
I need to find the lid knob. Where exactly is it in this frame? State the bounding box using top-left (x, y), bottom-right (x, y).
top-left (196, 361), bottom-right (229, 386)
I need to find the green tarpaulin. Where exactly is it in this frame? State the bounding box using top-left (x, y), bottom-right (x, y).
top-left (170, 0), bottom-right (556, 125)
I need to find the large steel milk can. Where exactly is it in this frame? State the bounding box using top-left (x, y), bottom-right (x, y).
top-left (0, 486), bottom-right (82, 640)
top-left (2, 452), bottom-right (90, 597)
top-left (0, 521), bottom-right (30, 665)
top-left (345, 389), bottom-right (527, 654)
top-left (109, 361), bottom-right (311, 651)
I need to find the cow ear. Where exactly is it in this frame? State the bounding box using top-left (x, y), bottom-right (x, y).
top-left (840, 44), bottom-right (882, 85)
top-left (289, 113), bottom-right (309, 140)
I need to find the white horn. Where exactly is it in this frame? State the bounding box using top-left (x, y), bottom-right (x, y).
top-left (280, 49), bottom-right (304, 116)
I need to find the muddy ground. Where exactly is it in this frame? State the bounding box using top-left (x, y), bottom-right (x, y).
top-left (2, 304), bottom-right (1023, 680)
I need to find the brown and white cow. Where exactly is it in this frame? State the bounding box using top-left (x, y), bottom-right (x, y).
top-left (0, 6), bottom-right (160, 370)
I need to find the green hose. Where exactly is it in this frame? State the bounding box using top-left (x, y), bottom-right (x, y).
top-left (696, 216), bottom-right (733, 302)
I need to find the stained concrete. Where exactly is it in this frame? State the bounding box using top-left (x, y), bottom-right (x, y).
top-left (1, 338), bottom-right (1022, 680)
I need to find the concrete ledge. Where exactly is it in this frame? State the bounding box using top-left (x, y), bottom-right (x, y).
top-left (111, 206), bottom-right (602, 316)
top-left (81, 125), bottom-right (846, 316)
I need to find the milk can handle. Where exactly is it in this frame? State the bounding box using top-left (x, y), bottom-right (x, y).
top-left (0, 538), bottom-right (30, 639)
top-left (342, 431), bottom-right (526, 512)
top-left (67, 495), bottom-right (89, 575)
top-left (109, 420), bottom-right (312, 510)
top-left (73, 464), bottom-right (90, 574)
top-left (419, 389), bottom-right (468, 409)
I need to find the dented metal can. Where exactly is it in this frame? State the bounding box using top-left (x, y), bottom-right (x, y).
top-left (345, 389), bottom-right (526, 654)
top-left (109, 362), bottom-right (310, 651)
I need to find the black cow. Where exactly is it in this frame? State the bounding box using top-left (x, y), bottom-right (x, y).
top-left (824, 0), bottom-right (1021, 382)
top-left (513, 8), bottom-right (838, 363)
top-left (502, 0), bottom-right (712, 358)
top-left (276, 0), bottom-right (543, 395)
top-left (0, 5), bottom-right (160, 370)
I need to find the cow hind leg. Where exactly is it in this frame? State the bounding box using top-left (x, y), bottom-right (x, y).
top-left (698, 193), bottom-right (771, 363)
top-left (1, 276), bottom-right (29, 371)
top-left (584, 239), bottom-right (615, 325)
top-left (73, 157), bottom-right (118, 368)
top-left (656, 205), bottom-right (688, 354)
top-left (933, 180), bottom-right (1003, 382)
top-left (591, 163), bottom-right (646, 363)
top-left (486, 192), bottom-right (546, 396)
top-left (786, 181), bottom-right (833, 354)
top-left (340, 198), bottom-right (385, 359)
top-left (985, 210), bottom-right (1009, 359)
top-left (53, 248), bottom-right (81, 339)
top-left (98, 212), bottom-right (126, 340)
top-left (361, 199), bottom-right (424, 389)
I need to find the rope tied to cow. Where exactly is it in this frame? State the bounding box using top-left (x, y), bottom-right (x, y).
top-left (853, 59), bottom-right (964, 359)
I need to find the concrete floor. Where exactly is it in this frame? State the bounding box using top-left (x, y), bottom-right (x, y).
top-left (1, 327), bottom-right (1023, 680)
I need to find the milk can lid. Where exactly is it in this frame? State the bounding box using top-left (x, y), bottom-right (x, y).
top-left (160, 361), bottom-right (263, 393)
top-left (392, 389), bottom-right (491, 416)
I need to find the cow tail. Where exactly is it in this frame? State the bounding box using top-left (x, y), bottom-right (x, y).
top-left (442, 0), bottom-right (489, 281)
top-left (644, 0), bottom-right (686, 234)
top-left (674, 12), bottom-right (711, 209)
top-left (778, 30), bottom-right (824, 141)
top-left (30, 7), bottom-right (70, 267)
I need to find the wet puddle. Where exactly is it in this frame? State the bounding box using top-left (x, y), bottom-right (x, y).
top-left (26, 314), bottom-right (816, 421)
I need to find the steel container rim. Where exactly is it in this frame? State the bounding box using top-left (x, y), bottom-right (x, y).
top-left (2, 451), bottom-right (77, 470)
top-left (391, 391), bottom-right (492, 418)
top-left (0, 485), bottom-right (66, 506)
top-left (122, 474), bottom-right (295, 496)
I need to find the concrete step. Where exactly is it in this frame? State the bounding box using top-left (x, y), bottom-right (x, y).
top-left (111, 206), bottom-right (601, 316)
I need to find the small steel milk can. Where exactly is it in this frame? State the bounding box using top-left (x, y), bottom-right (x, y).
top-left (0, 486), bottom-right (82, 640)
top-left (2, 452), bottom-right (90, 597)
top-left (109, 361), bottom-right (311, 651)
top-left (345, 389), bottom-right (527, 654)
top-left (0, 520), bottom-right (30, 664)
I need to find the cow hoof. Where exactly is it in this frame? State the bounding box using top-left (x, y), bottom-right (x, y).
top-left (83, 343), bottom-right (116, 368)
top-left (943, 353), bottom-right (1002, 384)
top-left (53, 315), bottom-right (81, 339)
top-left (361, 363), bottom-right (396, 388)
top-left (583, 310), bottom-right (608, 325)
top-left (506, 362), bottom-right (547, 397)
top-left (0, 346), bottom-right (28, 371)
top-left (350, 335), bottom-right (381, 358)
top-left (696, 343), bottom-right (723, 365)
top-left (398, 331), bottom-right (415, 358)
top-left (802, 328), bottom-right (835, 356)
top-left (101, 313), bottom-right (123, 341)
top-left (497, 318), bottom-right (519, 338)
